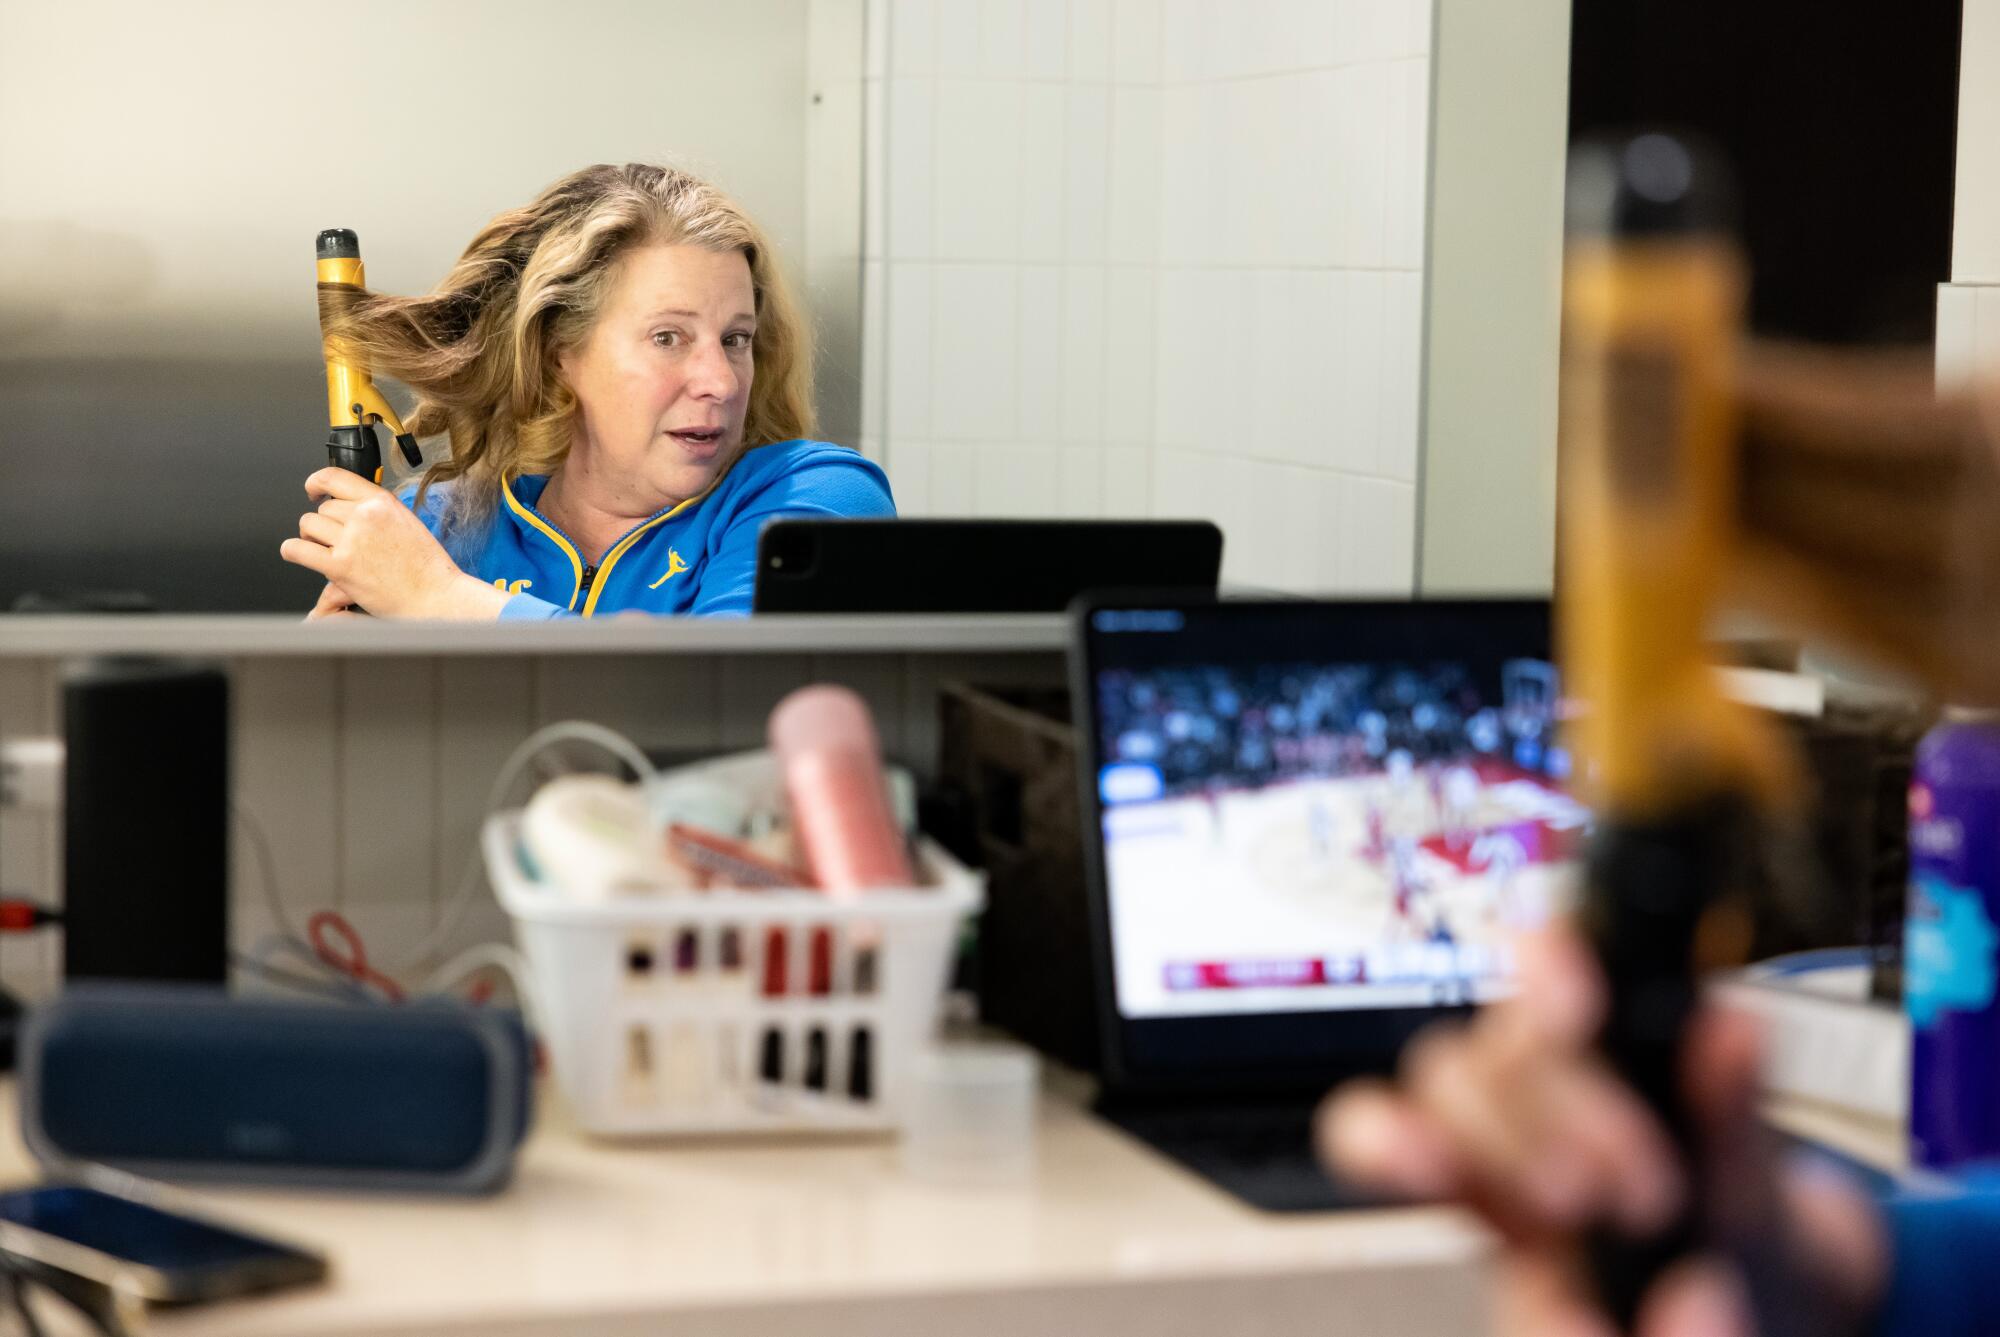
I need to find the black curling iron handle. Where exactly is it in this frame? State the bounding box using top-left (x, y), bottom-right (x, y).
top-left (1581, 805), bottom-right (1740, 1330)
top-left (327, 424), bottom-right (382, 480)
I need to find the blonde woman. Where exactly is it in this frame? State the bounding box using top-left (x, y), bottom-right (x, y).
top-left (281, 163), bottom-right (894, 619)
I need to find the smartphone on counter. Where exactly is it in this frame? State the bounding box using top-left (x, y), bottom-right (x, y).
top-left (0, 1179), bottom-right (327, 1306)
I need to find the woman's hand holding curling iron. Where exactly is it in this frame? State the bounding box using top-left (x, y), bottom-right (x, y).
top-left (1316, 924), bottom-right (1888, 1337)
top-left (282, 469), bottom-right (510, 621)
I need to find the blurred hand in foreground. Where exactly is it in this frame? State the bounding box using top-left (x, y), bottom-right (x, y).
top-left (1317, 924), bottom-right (1888, 1337)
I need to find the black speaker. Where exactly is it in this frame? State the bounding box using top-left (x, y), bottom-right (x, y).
top-left (62, 659), bottom-right (229, 985)
top-left (20, 988), bottom-right (533, 1193)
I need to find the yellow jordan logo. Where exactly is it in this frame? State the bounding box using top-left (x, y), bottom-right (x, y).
top-left (491, 577), bottom-right (533, 595)
top-left (648, 548), bottom-right (690, 590)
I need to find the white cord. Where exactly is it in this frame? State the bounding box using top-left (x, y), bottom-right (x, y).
top-left (417, 942), bottom-right (540, 1031)
top-left (232, 800), bottom-right (300, 947)
top-left (381, 720), bottom-right (658, 973)
top-left (243, 933), bottom-right (381, 1002)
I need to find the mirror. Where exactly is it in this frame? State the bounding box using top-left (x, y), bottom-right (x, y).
top-left (0, 0), bottom-right (1567, 615)
top-left (857, 0), bottom-right (1566, 599)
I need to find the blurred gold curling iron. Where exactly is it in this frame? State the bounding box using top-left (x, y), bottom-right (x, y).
top-left (1561, 130), bottom-right (1999, 1332)
top-left (315, 228), bottom-right (422, 481)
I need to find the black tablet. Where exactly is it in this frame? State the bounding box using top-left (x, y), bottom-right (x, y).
top-left (1070, 594), bottom-right (1581, 1091)
top-left (753, 518), bottom-right (1223, 613)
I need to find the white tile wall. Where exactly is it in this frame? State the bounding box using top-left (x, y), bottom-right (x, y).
top-left (1018, 86), bottom-right (1068, 262)
top-left (976, 443), bottom-right (1064, 516)
top-left (889, 0), bottom-right (935, 74)
top-left (1106, 86), bottom-right (1163, 264)
top-left (1338, 270), bottom-right (1388, 475)
top-left (885, 77), bottom-right (935, 258)
top-left (1102, 443), bottom-right (1152, 516)
top-left (1023, 0), bottom-right (1069, 78)
top-left (1068, 0), bottom-right (1113, 81)
top-left (1103, 266), bottom-right (1157, 440)
top-left (1060, 266), bottom-right (1107, 440)
top-left (1017, 266), bottom-right (1064, 435)
top-left (862, 0), bottom-right (1432, 593)
top-left (935, 81), bottom-right (1023, 259)
top-left (1383, 55), bottom-right (1431, 271)
top-left (1110, 0), bottom-right (1164, 82)
top-left (930, 441), bottom-right (977, 513)
top-left (936, 0), bottom-right (981, 76)
top-left (888, 438), bottom-right (931, 514)
top-left (931, 265), bottom-right (1019, 440)
top-left (885, 261), bottom-right (933, 437)
top-left (1063, 86), bottom-right (1112, 261)
top-left (1059, 444), bottom-right (1106, 515)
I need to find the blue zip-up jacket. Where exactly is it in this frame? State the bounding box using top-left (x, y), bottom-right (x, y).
top-left (1878, 1169), bottom-right (2000, 1335)
top-left (396, 439), bottom-right (894, 619)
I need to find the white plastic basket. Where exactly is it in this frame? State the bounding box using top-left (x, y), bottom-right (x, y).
top-left (482, 783), bottom-right (983, 1137)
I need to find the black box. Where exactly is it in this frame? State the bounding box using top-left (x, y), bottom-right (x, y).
top-left (62, 659), bottom-right (229, 985)
top-left (938, 683), bottom-right (1099, 1072)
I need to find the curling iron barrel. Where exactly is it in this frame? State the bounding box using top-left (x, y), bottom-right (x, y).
top-left (316, 228), bottom-right (421, 479)
top-left (1559, 131), bottom-right (1799, 1332)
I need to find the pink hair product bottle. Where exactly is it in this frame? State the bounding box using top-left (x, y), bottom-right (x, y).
top-left (768, 685), bottom-right (914, 895)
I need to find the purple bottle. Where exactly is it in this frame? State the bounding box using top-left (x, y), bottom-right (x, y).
top-left (1907, 707), bottom-right (2000, 1170)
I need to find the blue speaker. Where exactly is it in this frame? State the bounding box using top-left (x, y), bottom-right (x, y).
top-left (18, 988), bottom-right (533, 1193)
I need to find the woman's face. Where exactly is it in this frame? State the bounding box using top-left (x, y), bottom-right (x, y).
top-left (558, 242), bottom-right (757, 509)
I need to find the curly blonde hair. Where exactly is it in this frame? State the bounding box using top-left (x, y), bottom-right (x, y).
top-left (318, 163), bottom-right (815, 537)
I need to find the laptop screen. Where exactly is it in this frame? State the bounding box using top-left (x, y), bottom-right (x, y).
top-left (1077, 599), bottom-right (1583, 1060)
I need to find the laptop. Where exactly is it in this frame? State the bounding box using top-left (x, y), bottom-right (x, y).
top-left (1069, 594), bottom-right (1583, 1211)
top-left (752, 518), bottom-right (1223, 613)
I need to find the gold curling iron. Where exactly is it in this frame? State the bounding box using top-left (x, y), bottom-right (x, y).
top-left (1563, 130), bottom-right (2000, 1332)
top-left (315, 228), bottom-right (422, 481)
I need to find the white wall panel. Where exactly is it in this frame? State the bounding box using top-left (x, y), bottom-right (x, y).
top-left (1023, 0), bottom-right (1070, 79)
top-left (1106, 87), bottom-right (1164, 264)
top-left (1384, 57), bottom-right (1431, 272)
top-left (976, 444), bottom-right (1063, 517)
top-left (1380, 270), bottom-right (1424, 483)
top-left (864, 0), bottom-right (1432, 592)
top-left (935, 81), bottom-right (1024, 260)
top-left (1338, 272), bottom-right (1388, 477)
top-left (1069, 0), bottom-right (1114, 81)
top-left (936, 0), bottom-right (982, 77)
top-left (888, 440), bottom-right (933, 516)
top-left (1018, 267), bottom-right (1065, 435)
top-left (1101, 445), bottom-right (1153, 517)
top-left (886, 78), bottom-right (936, 259)
top-left (1063, 86), bottom-right (1113, 261)
top-left (1103, 267), bottom-right (1158, 442)
top-left (931, 266), bottom-right (1021, 441)
top-left (1060, 267), bottom-right (1109, 442)
top-left (1110, 0), bottom-right (1164, 83)
top-left (1019, 87), bottom-right (1069, 262)
top-left (890, 0), bottom-right (936, 74)
top-left (930, 443), bottom-right (978, 514)
top-left (886, 262), bottom-right (935, 438)
top-left (1059, 444), bottom-right (1107, 515)
top-left (337, 659), bottom-right (439, 910)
